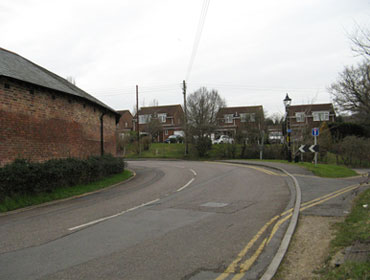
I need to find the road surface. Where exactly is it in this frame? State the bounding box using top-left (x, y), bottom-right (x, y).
top-left (1, 160), bottom-right (362, 280)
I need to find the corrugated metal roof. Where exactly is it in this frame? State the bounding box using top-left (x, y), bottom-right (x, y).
top-left (0, 47), bottom-right (118, 115)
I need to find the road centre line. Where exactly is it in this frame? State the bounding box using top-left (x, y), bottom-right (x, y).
top-left (176, 168), bottom-right (197, 192)
top-left (177, 178), bottom-right (195, 192)
top-left (68, 198), bottom-right (160, 231)
top-left (216, 183), bottom-right (362, 279)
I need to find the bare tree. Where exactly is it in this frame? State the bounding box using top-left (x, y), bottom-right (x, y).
top-left (349, 24), bottom-right (370, 60)
top-left (187, 87), bottom-right (226, 156)
top-left (187, 87), bottom-right (226, 139)
top-left (329, 62), bottom-right (370, 124)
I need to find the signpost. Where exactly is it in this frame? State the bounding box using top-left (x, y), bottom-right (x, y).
top-left (312, 128), bottom-right (319, 165)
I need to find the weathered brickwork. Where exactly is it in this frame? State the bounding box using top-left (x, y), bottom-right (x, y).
top-left (0, 77), bottom-right (117, 166)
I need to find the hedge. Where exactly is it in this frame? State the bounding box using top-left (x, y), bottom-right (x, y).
top-left (0, 155), bottom-right (125, 201)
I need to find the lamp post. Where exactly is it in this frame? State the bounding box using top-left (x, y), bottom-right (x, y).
top-left (283, 93), bottom-right (292, 162)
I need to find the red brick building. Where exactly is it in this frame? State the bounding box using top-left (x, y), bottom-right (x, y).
top-left (133, 104), bottom-right (184, 142)
top-left (0, 48), bottom-right (120, 166)
top-left (286, 103), bottom-right (336, 142)
top-left (216, 106), bottom-right (264, 138)
top-left (117, 110), bottom-right (133, 137)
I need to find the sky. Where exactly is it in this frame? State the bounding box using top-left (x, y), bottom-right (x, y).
top-left (1, 0), bottom-right (369, 116)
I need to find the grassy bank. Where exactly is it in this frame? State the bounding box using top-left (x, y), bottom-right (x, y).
top-left (0, 169), bottom-right (133, 213)
top-left (124, 143), bottom-right (357, 178)
top-left (317, 188), bottom-right (370, 279)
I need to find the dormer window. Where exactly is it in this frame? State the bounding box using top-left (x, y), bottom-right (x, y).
top-left (224, 114), bottom-right (233, 123)
top-left (139, 114), bottom-right (151, 124)
top-left (158, 113), bottom-right (167, 123)
top-left (295, 112), bottom-right (305, 122)
top-left (240, 113), bottom-right (255, 122)
top-left (312, 111), bottom-right (329, 121)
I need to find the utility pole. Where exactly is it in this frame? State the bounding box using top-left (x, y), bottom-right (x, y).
top-left (183, 80), bottom-right (188, 155)
top-left (136, 85), bottom-right (140, 154)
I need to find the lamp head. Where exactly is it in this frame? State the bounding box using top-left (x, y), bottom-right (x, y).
top-left (283, 93), bottom-right (292, 107)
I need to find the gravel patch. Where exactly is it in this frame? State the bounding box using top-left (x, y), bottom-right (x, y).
top-left (273, 215), bottom-right (343, 280)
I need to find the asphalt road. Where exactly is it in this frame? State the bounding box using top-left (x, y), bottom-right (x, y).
top-left (0, 160), bottom-right (292, 280)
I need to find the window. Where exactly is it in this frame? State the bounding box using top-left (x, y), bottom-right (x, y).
top-left (312, 111), bottom-right (329, 121)
top-left (158, 113), bottom-right (167, 123)
top-left (139, 114), bottom-right (151, 124)
top-left (250, 113), bottom-right (255, 122)
top-left (240, 113), bottom-right (247, 122)
top-left (165, 130), bottom-right (168, 135)
top-left (240, 113), bottom-right (255, 122)
top-left (224, 114), bottom-right (233, 123)
top-left (295, 112), bottom-right (305, 122)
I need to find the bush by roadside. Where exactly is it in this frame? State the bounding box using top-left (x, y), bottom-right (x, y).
top-left (0, 155), bottom-right (125, 201)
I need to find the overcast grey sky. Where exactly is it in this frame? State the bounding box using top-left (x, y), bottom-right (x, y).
top-left (1, 0), bottom-right (369, 116)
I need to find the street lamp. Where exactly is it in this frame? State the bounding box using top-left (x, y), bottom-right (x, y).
top-left (283, 93), bottom-right (292, 162)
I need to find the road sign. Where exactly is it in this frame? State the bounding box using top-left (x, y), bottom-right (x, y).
top-left (309, 145), bottom-right (319, 153)
top-left (312, 128), bottom-right (319, 136)
top-left (299, 145), bottom-right (309, 153)
top-left (299, 144), bottom-right (319, 153)
top-left (287, 128), bottom-right (292, 133)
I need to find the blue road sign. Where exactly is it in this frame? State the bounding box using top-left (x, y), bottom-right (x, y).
top-left (312, 128), bottom-right (319, 136)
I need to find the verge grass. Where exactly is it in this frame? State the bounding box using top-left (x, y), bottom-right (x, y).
top-left (316, 188), bottom-right (370, 279)
top-left (124, 143), bottom-right (357, 178)
top-left (0, 170), bottom-right (133, 213)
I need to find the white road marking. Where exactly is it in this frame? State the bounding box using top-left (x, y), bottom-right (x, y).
top-left (176, 168), bottom-right (197, 192)
top-left (177, 178), bottom-right (195, 192)
top-left (68, 198), bottom-right (160, 231)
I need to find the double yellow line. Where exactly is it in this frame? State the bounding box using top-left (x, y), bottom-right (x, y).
top-left (216, 183), bottom-right (361, 280)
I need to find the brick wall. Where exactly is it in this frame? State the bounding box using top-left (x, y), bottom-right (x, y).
top-left (0, 77), bottom-right (117, 166)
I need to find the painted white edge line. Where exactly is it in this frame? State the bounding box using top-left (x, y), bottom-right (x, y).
top-left (190, 169), bottom-right (197, 176)
top-left (68, 198), bottom-right (160, 231)
top-left (177, 178), bottom-right (195, 192)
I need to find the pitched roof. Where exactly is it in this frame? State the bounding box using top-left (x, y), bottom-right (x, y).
top-left (117, 110), bottom-right (132, 116)
top-left (137, 104), bottom-right (184, 116)
top-left (288, 103), bottom-right (335, 116)
top-left (0, 47), bottom-right (118, 115)
top-left (217, 105), bottom-right (263, 117)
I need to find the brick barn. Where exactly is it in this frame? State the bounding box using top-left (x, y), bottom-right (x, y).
top-left (0, 48), bottom-right (120, 166)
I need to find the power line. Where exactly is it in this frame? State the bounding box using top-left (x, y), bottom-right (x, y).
top-left (186, 0), bottom-right (211, 81)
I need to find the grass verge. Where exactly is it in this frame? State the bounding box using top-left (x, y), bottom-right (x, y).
top-left (296, 162), bottom-right (358, 178)
top-left (316, 188), bottom-right (370, 279)
top-left (0, 169), bottom-right (133, 213)
top-left (241, 159), bottom-right (357, 178)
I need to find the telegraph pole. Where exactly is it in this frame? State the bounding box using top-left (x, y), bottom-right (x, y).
top-left (136, 85), bottom-right (140, 154)
top-left (183, 80), bottom-right (188, 155)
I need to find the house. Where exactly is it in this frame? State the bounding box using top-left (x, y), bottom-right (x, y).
top-left (216, 106), bottom-right (264, 138)
top-left (0, 47), bottom-right (120, 166)
top-left (117, 110), bottom-right (133, 138)
top-left (286, 103), bottom-right (336, 142)
top-left (133, 104), bottom-right (184, 142)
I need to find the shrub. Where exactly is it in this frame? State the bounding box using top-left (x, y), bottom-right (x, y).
top-left (141, 136), bottom-right (152, 151)
top-left (334, 136), bottom-right (370, 167)
top-left (0, 155), bottom-right (125, 201)
top-left (195, 137), bottom-right (212, 157)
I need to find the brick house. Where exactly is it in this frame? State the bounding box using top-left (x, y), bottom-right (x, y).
top-left (117, 110), bottom-right (133, 137)
top-left (286, 103), bottom-right (336, 142)
top-left (133, 104), bottom-right (184, 142)
top-left (0, 48), bottom-right (120, 166)
top-left (216, 106), bottom-right (264, 138)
